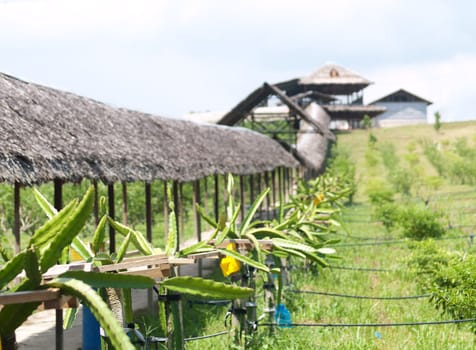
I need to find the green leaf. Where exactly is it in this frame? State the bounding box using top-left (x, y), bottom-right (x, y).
top-left (217, 249), bottom-right (269, 273)
top-left (29, 200), bottom-right (77, 251)
top-left (24, 248), bottom-right (41, 287)
top-left (92, 215), bottom-right (108, 253)
top-left (316, 247), bottom-right (336, 255)
top-left (161, 276), bottom-right (254, 299)
top-left (64, 308), bottom-right (78, 329)
top-left (243, 233), bottom-right (262, 263)
top-left (246, 227), bottom-right (288, 240)
top-left (240, 188), bottom-right (270, 236)
top-left (272, 238), bottom-right (317, 253)
top-left (107, 219), bottom-right (153, 256)
top-left (71, 237), bottom-right (93, 261)
top-left (58, 271), bottom-right (155, 289)
top-left (47, 278), bottom-right (135, 350)
top-left (178, 240), bottom-right (213, 257)
top-left (195, 204), bottom-right (218, 229)
top-left (0, 251), bottom-right (25, 290)
top-left (272, 245), bottom-right (305, 259)
top-left (123, 288), bottom-right (133, 324)
top-left (302, 251), bottom-right (329, 267)
top-left (33, 187), bottom-right (57, 219)
top-left (39, 187), bottom-right (94, 272)
top-left (0, 279), bottom-right (41, 335)
top-left (115, 232), bottom-right (132, 263)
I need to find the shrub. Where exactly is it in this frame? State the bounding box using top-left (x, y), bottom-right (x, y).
top-left (430, 254), bottom-right (476, 333)
top-left (372, 202), bottom-right (400, 232)
top-left (365, 180), bottom-right (394, 205)
top-left (398, 205), bottom-right (446, 240)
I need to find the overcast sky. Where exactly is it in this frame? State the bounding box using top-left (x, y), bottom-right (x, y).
top-left (0, 0), bottom-right (475, 122)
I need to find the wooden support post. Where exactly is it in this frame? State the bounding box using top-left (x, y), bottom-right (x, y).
top-left (163, 181), bottom-right (169, 242)
top-left (54, 179), bottom-right (63, 211)
top-left (172, 181), bottom-right (181, 249)
top-left (192, 180), bottom-right (202, 276)
top-left (249, 174), bottom-right (255, 205)
top-left (264, 172), bottom-right (271, 220)
top-left (239, 175), bottom-right (245, 223)
top-left (178, 182), bottom-right (185, 247)
top-left (93, 180), bottom-right (99, 225)
top-left (53, 179), bottom-right (64, 350)
top-left (203, 177), bottom-right (209, 226)
top-left (145, 182), bottom-right (154, 312)
top-left (271, 169), bottom-right (277, 217)
top-left (122, 182), bottom-right (128, 225)
top-left (278, 168), bottom-right (283, 216)
top-left (214, 174), bottom-right (219, 222)
top-left (256, 173), bottom-right (262, 197)
top-left (192, 180), bottom-right (202, 242)
top-left (145, 182), bottom-right (152, 243)
top-left (108, 183), bottom-right (115, 253)
top-left (13, 182), bottom-right (20, 254)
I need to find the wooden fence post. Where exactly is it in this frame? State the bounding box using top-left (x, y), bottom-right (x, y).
top-left (53, 179), bottom-right (64, 350)
top-left (192, 180), bottom-right (202, 276)
top-left (13, 182), bottom-right (20, 254)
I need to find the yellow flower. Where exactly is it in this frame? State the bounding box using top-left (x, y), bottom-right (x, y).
top-left (313, 193), bottom-right (325, 206)
top-left (220, 243), bottom-right (241, 277)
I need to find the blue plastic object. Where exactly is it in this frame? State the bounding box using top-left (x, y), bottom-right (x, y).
top-left (82, 306), bottom-right (101, 350)
top-left (275, 303), bottom-right (292, 328)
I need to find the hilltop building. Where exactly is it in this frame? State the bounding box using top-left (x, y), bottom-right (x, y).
top-left (276, 64), bottom-right (385, 129)
top-left (369, 89), bottom-right (432, 128)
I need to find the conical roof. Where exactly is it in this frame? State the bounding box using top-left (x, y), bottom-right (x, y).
top-left (276, 63), bottom-right (372, 95)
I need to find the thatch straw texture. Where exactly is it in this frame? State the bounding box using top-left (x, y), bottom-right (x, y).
top-left (0, 72), bottom-right (298, 185)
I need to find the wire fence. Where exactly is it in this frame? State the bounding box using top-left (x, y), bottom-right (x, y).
top-left (289, 289), bottom-right (431, 300)
top-left (328, 265), bottom-right (396, 272)
top-left (260, 318), bottom-right (476, 328)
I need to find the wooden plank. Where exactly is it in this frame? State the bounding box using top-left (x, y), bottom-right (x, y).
top-left (97, 256), bottom-right (168, 272)
top-left (0, 289), bottom-right (60, 305)
top-left (186, 251), bottom-right (220, 260)
top-left (168, 258), bottom-right (195, 265)
top-left (118, 266), bottom-right (170, 279)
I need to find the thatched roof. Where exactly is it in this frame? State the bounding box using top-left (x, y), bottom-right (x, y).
top-left (276, 64), bottom-right (372, 96)
top-left (0, 72), bottom-right (298, 185)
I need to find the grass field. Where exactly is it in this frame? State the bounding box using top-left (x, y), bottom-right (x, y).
top-left (139, 121), bottom-right (476, 349)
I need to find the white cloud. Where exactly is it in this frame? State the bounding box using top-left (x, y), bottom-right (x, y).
top-left (0, 0), bottom-right (168, 44)
top-left (363, 54), bottom-right (476, 122)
